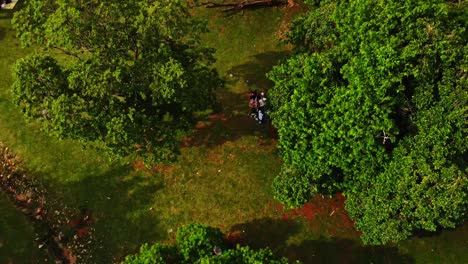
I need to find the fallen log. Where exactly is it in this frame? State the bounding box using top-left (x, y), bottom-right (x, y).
top-left (199, 0), bottom-right (287, 12)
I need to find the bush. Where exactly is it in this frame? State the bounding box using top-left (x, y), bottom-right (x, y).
top-left (122, 243), bottom-right (180, 264)
top-left (176, 224), bottom-right (224, 262)
top-left (122, 224), bottom-right (299, 263)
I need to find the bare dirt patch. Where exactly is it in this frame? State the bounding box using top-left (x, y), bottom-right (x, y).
top-left (276, 193), bottom-right (359, 239)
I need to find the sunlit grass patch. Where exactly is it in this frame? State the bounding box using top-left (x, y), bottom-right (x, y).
top-left (151, 135), bottom-right (281, 229)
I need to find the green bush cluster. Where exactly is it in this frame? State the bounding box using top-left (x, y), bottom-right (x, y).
top-left (11, 0), bottom-right (221, 162)
top-left (123, 224), bottom-right (294, 264)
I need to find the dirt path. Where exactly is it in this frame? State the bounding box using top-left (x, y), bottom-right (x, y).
top-left (0, 143), bottom-right (95, 264)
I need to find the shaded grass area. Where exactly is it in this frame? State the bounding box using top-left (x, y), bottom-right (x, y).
top-left (51, 162), bottom-right (166, 262)
top-left (232, 217), bottom-right (413, 263)
top-left (0, 2), bottom-right (467, 264)
top-left (197, 4), bottom-right (291, 94)
top-left (0, 192), bottom-right (51, 263)
top-left (0, 8), bottom-right (163, 262)
top-left (398, 223), bottom-right (468, 264)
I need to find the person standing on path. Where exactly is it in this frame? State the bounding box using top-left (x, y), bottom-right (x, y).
top-left (258, 92), bottom-right (267, 124)
top-left (248, 90), bottom-right (259, 120)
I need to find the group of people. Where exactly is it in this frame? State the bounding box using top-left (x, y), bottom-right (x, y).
top-left (248, 90), bottom-right (268, 124)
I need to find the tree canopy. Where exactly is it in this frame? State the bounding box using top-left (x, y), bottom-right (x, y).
top-left (12, 0), bottom-right (220, 162)
top-left (268, 0), bottom-right (467, 244)
top-left (122, 224), bottom-right (293, 264)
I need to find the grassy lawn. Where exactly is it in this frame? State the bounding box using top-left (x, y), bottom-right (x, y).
top-left (0, 192), bottom-right (52, 263)
top-left (0, 2), bottom-right (467, 264)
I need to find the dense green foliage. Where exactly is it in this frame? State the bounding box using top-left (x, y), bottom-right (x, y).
top-left (122, 243), bottom-right (181, 264)
top-left (122, 224), bottom-right (292, 264)
top-left (199, 245), bottom-right (291, 264)
top-left (11, 0), bottom-right (220, 161)
top-left (268, 0), bottom-right (468, 244)
top-left (176, 223), bottom-right (224, 261)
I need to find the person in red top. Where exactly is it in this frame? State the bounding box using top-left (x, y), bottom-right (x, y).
top-left (257, 92), bottom-right (267, 124)
top-left (248, 90), bottom-right (259, 119)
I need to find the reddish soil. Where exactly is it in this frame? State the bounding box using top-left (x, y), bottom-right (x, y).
top-left (277, 193), bottom-right (360, 239)
top-left (70, 209), bottom-right (94, 238)
top-left (196, 122), bottom-right (209, 129)
top-left (152, 164), bottom-right (174, 174)
top-left (77, 227), bottom-right (91, 237)
top-left (63, 248), bottom-right (77, 264)
top-left (134, 160), bottom-right (174, 175)
top-left (224, 230), bottom-right (248, 248)
top-left (207, 151), bottom-right (223, 165)
top-left (208, 113), bottom-right (228, 121)
top-left (133, 160), bottom-right (147, 171)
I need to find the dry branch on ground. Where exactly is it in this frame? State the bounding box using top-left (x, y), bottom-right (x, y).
top-left (199, 0), bottom-right (288, 12)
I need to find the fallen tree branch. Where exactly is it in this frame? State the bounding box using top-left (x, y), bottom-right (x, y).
top-left (199, 0), bottom-right (287, 12)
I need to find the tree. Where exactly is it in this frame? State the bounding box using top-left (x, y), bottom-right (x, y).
top-left (199, 245), bottom-right (291, 264)
top-left (268, 0), bottom-right (468, 244)
top-left (122, 224), bottom-right (294, 264)
top-left (12, 0), bottom-right (221, 162)
top-left (122, 243), bottom-right (181, 264)
top-left (176, 223), bottom-right (224, 261)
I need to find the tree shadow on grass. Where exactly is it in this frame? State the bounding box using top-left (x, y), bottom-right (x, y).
top-left (287, 239), bottom-right (414, 264)
top-left (185, 88), bottom-right (278, 148)
top-left (0, 192), bottom-right (51, 263)
top-left (230, 217), bottom-right (414, 264)
top-left (184, 51), bottom-right (290, 148)
top-left (0, 25), bottom-right (5, 41)
top-left (45, 162), bottom-right (165, 263)
top-left (0, 9), bottom-right (12, 20)
top-left (230, 217), bottom-right (300, 252)
top-left (0, 8), bottom-right (13, 41)
top-left (227, 51), bottom-right (290, 91)
top-left (412, 222), bottom-right (468, 240)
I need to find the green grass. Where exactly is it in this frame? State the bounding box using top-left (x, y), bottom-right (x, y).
top-left (0, 9), bottom-right (48, 264)
top-left (0, 3), bottom-right (467, 264)
top-left (0, 192), bottom-right (51, 263)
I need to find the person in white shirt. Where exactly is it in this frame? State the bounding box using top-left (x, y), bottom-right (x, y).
top-left (258, 92), bottom-right (267, 124)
